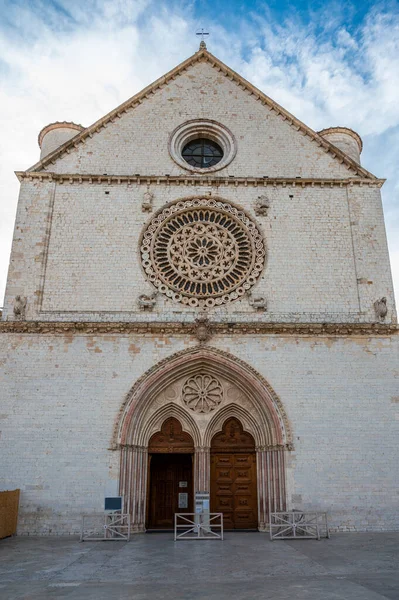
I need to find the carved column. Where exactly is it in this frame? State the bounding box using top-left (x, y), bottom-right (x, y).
top-left (256, 448), bottom-right (267, 531)
top-left (119, 445), bottom-right (148, 532)
top-left (194, 447), bottom-right (210, 493)
top-left (256, 447), bottom-right (286, 531)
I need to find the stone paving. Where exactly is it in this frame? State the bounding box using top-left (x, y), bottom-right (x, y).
top-left (0, 532), bottom-right (398, 599)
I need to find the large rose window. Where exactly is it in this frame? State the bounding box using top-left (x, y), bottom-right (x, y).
top-left (140, 198), bottom-right (266, 307)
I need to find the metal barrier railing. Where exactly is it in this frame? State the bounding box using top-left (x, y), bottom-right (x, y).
top-left (80, 512), bottom-right (131, 541)
top-left (270, 511), bottom-right (330, 541)
top-left (174, 512), bottom-right (223, 540)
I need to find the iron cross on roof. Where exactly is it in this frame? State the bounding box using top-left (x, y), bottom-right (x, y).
top-left (196, 28), bottom-right (209, 49)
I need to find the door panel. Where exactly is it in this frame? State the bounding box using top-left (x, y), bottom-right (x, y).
top-left (211, 453), bottom-right (257, 529)
top-left (148, 453), bottom-right (193, 528)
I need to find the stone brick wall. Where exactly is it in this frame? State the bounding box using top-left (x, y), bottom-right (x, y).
top-left (2, 180), bottom-right (396, 323)
top-left (41, 61), bottom-right (358, 180)
top-left (0, 332), bottom-right (397, 534)
top-left (1, 50), bottom-right (397, 536)
top-left (2, 59), bottom-right (395, 323)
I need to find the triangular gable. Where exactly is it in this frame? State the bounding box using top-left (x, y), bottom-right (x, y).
top-left (27, 47), bottom-right (376, 179)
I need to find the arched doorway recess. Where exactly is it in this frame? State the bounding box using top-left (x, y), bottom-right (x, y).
top-left (115, 347), bottom-right (292, 532)
top-left (147, 417), bottom-right (194, 528)
top-left (211, 417), bottom-right (257, 529)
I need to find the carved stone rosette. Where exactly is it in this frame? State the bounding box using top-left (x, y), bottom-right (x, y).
top-left (182, 374), bottom-right (223, 413)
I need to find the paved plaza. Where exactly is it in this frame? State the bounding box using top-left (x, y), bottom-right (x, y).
top-left (0, 532), bottom-right (398, 599)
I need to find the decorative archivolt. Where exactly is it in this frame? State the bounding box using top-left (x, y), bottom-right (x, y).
top-left (137, 403), bottom-right (201, 448)
top-left (113, 346), bottom-right (292, 450)
top-left (210, 417), bottom-right (256, 451)
top-left (204, 404), bottom-right (273, 449)
top-left (148, 416), bottom-right (195, 453)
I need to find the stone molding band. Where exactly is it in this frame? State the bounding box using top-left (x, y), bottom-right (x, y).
top-left (15, 171), bottom-right (385, 188)
top-left (1, 321), bottom-right (397, 335)
top-left (117, 442), bottom-right (292, 452)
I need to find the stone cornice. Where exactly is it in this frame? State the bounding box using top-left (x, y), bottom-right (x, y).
top-left (0, 321), bottom-right (397, 336)
top-left (25, 48), bottom-right (377, 180)
top-left (14, 171), bottom-right (385, 188)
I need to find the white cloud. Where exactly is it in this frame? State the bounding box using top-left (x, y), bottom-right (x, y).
top-left (0, 1), bottom-right (398, 305)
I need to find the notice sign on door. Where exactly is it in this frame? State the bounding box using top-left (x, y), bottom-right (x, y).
top-left (179, 481), bottom-right (187, 487)
top-left (178, 493), bottom-right (188, 509)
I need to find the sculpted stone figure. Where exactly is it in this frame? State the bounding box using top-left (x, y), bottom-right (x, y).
top-left (247, 291), bottom-right (267, 311)
top-left (374, 297), bottom-right (388, 321)
top-left (13, 295), bottom-right (27, 320)
top-left (142, 189), bottom-right (154, 212)
top-left (138, 291), bottom-right (158, 311)
top-left (254, 195), bottom-right (270, 216)
top-left (194, 312), bottom-right (212, 343)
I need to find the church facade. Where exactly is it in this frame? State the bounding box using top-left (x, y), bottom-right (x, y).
top-left (1, 44), bottom-right (398, 534)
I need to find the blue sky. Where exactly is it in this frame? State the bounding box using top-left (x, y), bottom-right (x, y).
top-left (0, 0), bottom-right (398, 303)
top-left (192, 0), bottom-right (378, 33)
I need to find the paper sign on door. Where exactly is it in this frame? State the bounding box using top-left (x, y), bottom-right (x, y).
top-left (178, 493), bottom-right (188, 509)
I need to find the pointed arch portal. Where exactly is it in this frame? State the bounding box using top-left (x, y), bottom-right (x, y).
top-left (116, 347), bottom-right (291, 532)
top-left (211, 417), bottom-right (258, 529)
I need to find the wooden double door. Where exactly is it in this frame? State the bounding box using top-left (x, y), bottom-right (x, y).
top-left (146, 416), bottom-right (258, 530)
top-left (147, 418), bottom-right (195, 529)
top-left (210, 418), bottom-right (258, 529)
top-left (148, 453), bottom-right (193, 528)
top-left (211, 452), bottom-right (257, 529)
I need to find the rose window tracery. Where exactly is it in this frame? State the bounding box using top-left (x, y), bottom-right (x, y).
top-left (182, 374), bottom-right (223, 413)
top-left (141, 199), bottom-right (266, 307)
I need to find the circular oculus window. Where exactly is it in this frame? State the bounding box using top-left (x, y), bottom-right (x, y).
top-left (169, 120), bottom-right (236, 173)
top-left (182, 139), bottom-right (223, 168)
top-left (140, 198), bottom-right (266, 308)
